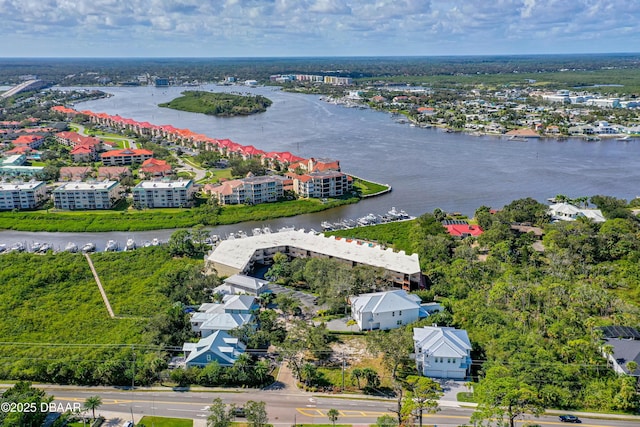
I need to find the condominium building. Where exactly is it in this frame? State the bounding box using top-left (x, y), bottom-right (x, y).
top-left (0, 181), bottom-right (47, 210)
top-left (53, 180), bottom-right (122, 210)
top-left (132, 179), bottom-right (195, 208)
top-left (100, 149), bottom-right (153, 166)
top-left (206, 229), bottom-right (424, 290)
top-left (204, 175), bottom-right (286, 205)
top-left (293, 171), bottom-right (352, 198)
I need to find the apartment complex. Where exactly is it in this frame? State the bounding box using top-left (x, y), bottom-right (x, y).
top-left (0, 181), bottom-right (47, 210)
top-left (100, 149), bottom-right (153, 166)
top-left (52, 180), bottom-right (122, 210)
top-left (204, 175), bottom-right (286, 205)
top-left (293, 171), bottom-right (352, 198)
top-left (132, 179), bottom-right (195, 208)
top-left (207, 229), bottom-right (424, 290)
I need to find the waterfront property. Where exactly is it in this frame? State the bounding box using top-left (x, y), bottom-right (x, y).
top-left (349, 289), bottom-right (423, 331)
top-left (292, 170), bottom-right (353, 198)
top-left (206, 229), bottom-right (424, 290)
top-left (132, 179), bottom-right (195, 208)
top-left (413, 325), bottom-right (472, 380)
top-left (203, 174), bottom-right (286, 206)
top-left (0, 180), bottom-right (47, 210)
top-left (52, 180), bottom-right (122, 210)
top-left (442, 220), bottom-right (484, 238)
top-left (182, 330), bottom-right (246, 368)
top-left (549, 202), bottom-right (606, 223)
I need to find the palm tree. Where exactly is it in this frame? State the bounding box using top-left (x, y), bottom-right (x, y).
top-left (327, 408), bottom-right (340, 427)
top-left (83, 396), bottom-right (102, 420)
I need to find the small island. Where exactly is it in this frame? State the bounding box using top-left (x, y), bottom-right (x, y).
top-left (159, 90), bottom-right (272, 116)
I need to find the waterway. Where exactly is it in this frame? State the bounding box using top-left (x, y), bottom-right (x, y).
top-left (3, 84), bottom-right (640, 249)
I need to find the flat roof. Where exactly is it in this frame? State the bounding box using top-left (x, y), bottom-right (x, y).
top-left (54, 180), bottom-right (119, 191)
top-left (0, 181), bottom-right (45, 191)
top-left (208, 229), bottom-right (421, 275)
top-left (134, 179), bottom-right (193, 190)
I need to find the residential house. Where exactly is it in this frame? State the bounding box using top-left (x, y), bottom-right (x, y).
top-left (599, 326), bottom-right (640, 377)
top-left (182, 330), bottom-right (246, 367)
top-left (350, 290), bottom-right (424, 331)
top-left (213, 274), bottom-right (270, 296)
top-left (413, 326), bottom-right (472, 380)
top-left (0, 180), bottom-right (47, 210)
top-left (549, 202), bottom-right (606, 223)
top-left (442, 220), bottom-right (483, 238)
top-left (12, 135), bottom-right (44, 149)
top-left (132, 179), bottom-right (195, 208)
top-left (190, 295), bottom-right (259, 337)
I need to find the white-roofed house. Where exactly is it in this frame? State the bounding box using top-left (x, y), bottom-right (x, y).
top-left (413, 326), bottom-right (472, 380)
top-left (182, 330), bottom-right (246, 367)
top-left (190, 295), bottom-right (259, 337)
top-left (549, 202), bottom-right (606, 223)
top-left (213, 274), bottom-right (270, 296)
top-left (350, 290), bottom-right (423, 331)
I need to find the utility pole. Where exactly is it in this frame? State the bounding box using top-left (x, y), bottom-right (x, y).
top-left (341, 352), bottom-right (346, 392)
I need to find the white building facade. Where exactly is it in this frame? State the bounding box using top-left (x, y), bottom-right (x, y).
top-left (350, 290), bottom-right (422, 331)
top-left (52, 180), bottom-right (121, 210)
top-left (413, 326), bottom-right (472, 380)
top-left (132, 179), bottom-right (196, 208)
top-left (0, 181), bottom-right (47, 210)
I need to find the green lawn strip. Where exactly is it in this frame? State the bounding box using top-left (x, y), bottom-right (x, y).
top-left (457, 391), bottom-right (475, 402)
top-left (326, 220), bottom-right (416, 253)
top-left (351, 178), bottom-right (390, 196)
top-left (0, 197), bottom-right (359, 232)
top-left (138, 416), bottom-right (193, 427)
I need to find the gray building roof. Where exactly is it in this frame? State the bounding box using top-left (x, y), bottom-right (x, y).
top-left (413, 326), bottom-right (472, 358)
top-left (606, 338), bottom-right (640, 375)
top-left (182, 330), bottom-right (245, 367)
top-left (351, 290), bottom-right (421, 314)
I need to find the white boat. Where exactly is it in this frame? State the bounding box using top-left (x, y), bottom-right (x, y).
top-left (0, 244), bottom-right (6, 253)
top-left (321, 221), bottom-right (334, 231)
top-left (617, 135), bottom-right (631, 141)
top-left (10, 242), bottom-right (25, 253)
top-left (142, 240), bottom-right (152, 248)
top-left (252, 228), bottom-right (263, 236)
top-left (64, 242), bottom-right (78, 253)
top-left (508, 135), bottom-right (527, 142)
top-left (105, 240), bottom-right (119, 252)
top-left (278, 226), bottom-right (296, 233)
top-left (261, 227), bottom-right (272, 234)
top-left (151, 238), bottom-right (160, 246)
top-left (81, 242), bottom-right (96, 253)
top-left (38, 243), bottom-right (53, 253)
top-left (125, 238), bottom-right (136, 251)
top-left (31, 242), bottom-right (42, 252)
top-left (237, 230), bottom-right (248, 239)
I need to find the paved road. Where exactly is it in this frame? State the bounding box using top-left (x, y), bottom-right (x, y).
top-left (40, 387), bottom-right (640, 427)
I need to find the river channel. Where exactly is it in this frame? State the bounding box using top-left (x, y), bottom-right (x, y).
top-left (2, 84), bottom-right (640, 249)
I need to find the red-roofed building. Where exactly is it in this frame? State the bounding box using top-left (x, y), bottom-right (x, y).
top-left (98, 166), bottom-right (132, 180)
top-left (101, 149), bottom-right (153, 166)
top-left (13, 135), bottom-right (44, 149)
top-left (443, 222), bottom-right (483, 238)
top-left (59, 166), bottom-right (93, 181)
top-left (70, 145), bottom-right (95, 162)
top-left (139, 158), bottom-right (172, 178)
top-left (289, 157), bottom-right (341, 173)
top-left (4, 145), bottom-right (34, 156)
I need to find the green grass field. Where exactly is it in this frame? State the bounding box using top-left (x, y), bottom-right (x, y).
top-left (138, 416), bottom-right (193, 427)
top-left (352, 178), bottom-right (390, 196)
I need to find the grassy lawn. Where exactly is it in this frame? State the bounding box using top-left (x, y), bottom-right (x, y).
top-left (138, 416), bottom-right (193, 427)
top-left (326, 220), bottom-right (417, 253)
top-left (352, 177), bottom-right (390, 196)
top-left (0, 195), bottom-right (360, 232)
top-left (457, 391), bottom-right (476, 403)
top-left (210, 168), bottom-right (233, 181)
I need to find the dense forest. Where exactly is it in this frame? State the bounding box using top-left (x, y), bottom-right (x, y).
top-left (159, 91), bottom-right (272, 116)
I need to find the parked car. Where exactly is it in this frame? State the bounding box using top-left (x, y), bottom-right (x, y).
top-left (122, 421), bottom-right (134, 427)
top-left (559, 415), bottom-right (581, 423)
top-left (232, 406), bottom-right (246, 417)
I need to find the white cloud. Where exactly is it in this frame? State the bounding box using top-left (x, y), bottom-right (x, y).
top-left (0, 0), bottom-right (638, 56)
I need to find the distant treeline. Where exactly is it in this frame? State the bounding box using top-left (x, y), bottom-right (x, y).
top-left (2, 54), bottom-right (640, 86)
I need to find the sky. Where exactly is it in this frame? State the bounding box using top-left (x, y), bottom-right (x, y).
top-left (1, 0), bottom-right (639, 58)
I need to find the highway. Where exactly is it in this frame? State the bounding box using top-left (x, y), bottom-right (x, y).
top-left (46, 388), bottom-right (640, 427)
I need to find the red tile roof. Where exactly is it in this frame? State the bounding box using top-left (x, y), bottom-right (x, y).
top-left (444, 224), bottom-right (484, 237)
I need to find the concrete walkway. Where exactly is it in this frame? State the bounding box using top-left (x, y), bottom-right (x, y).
top-left (84, 253), bottom-right (115, 318)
